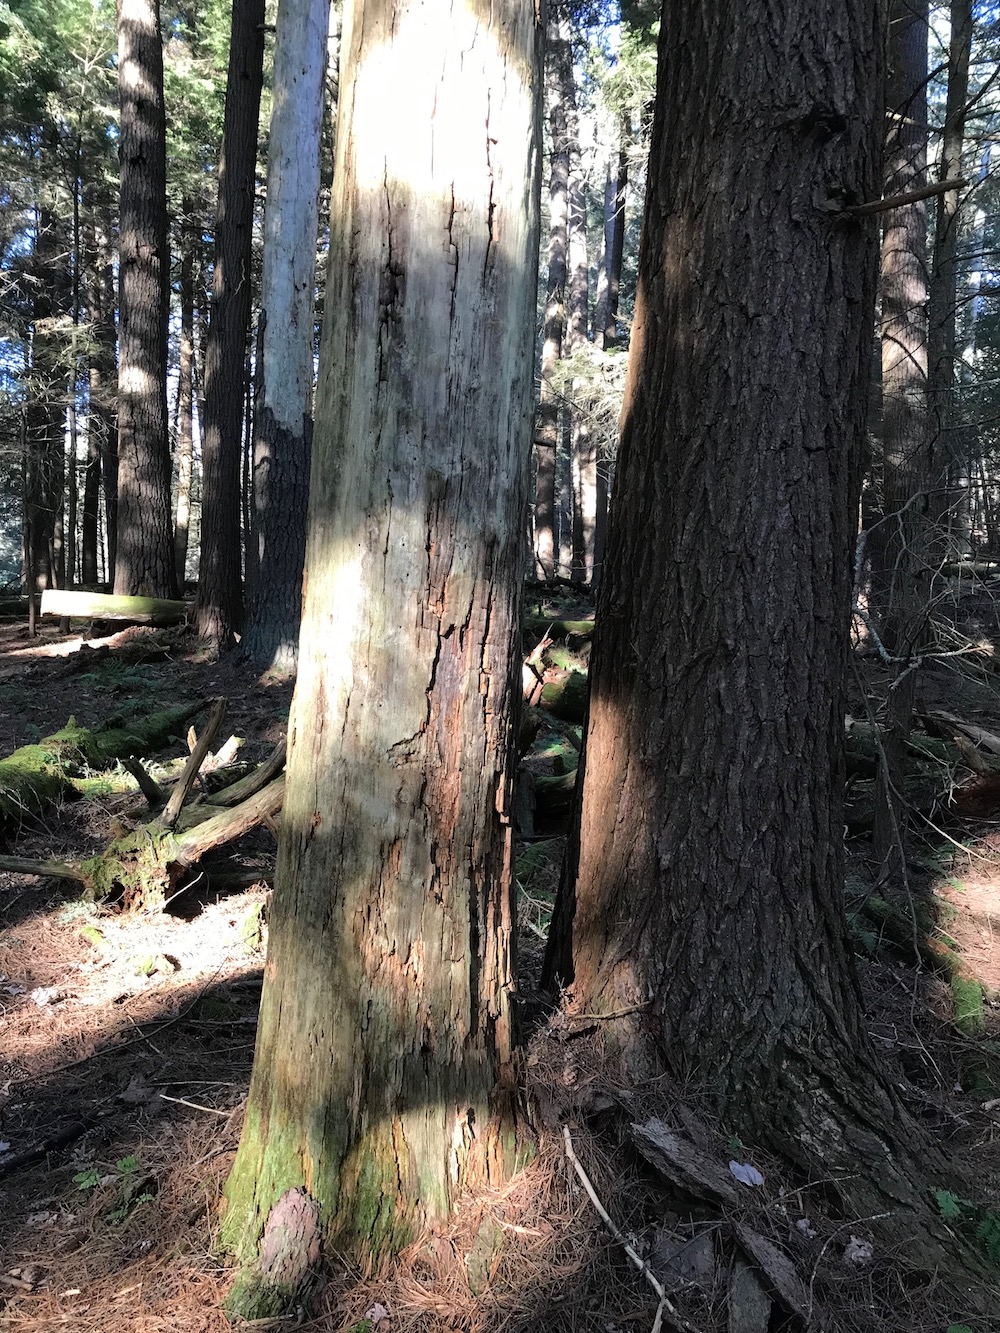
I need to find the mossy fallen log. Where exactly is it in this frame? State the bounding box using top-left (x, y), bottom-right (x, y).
top-left (0, 700), bottom-right (209, 821)
top-left (844, 724), bottom-right (1000, 780)
top-left (39, 588), bottom-right (188, 625)
top-left (525, 617), bottom-right (595, 642)
top-left (75, 776), bottom-right (286, 909)
top-left (539, 672), bottom-right (588, 724)
top-left (0, 731), bottom-right (287, 912)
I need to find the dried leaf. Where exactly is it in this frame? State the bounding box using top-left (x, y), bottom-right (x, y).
top-left (729, 1160), bottom-right (764, 1187)
top-left (843, 1235), bottom-right (874, 1267)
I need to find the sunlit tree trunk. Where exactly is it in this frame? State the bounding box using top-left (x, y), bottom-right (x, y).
top-left (174, 206), bottom-right (196, 588)
top-left (533, 6), bottom-right (569, 581)
top-left (220, 0), bottom-right (542, 1316)
top-left (115, 0), bottom-right (176, 598)
top-left (195, 0), bottom-right (265, 647)
top-left (242, 0), bottom-right (332, 673)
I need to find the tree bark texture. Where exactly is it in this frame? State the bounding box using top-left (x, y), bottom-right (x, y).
top-left (532, 7), bottom-right (569, 582)
top-left (549, 0), bottom-right (937, 1223)
top-left (221, 0), bottom-right (543, 1300)
top-left (872, 0), bottom-right (930, 871)
top-left (195, 0), bottom-right (266, 646)
top-left (243, 0), bottom-right (331, 673)
top-left (115, 0), bottom-right (176, 599)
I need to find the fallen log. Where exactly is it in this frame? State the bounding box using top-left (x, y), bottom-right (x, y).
top-left (539, 671), bottom-right (588, 724)
top-left (40, 589), bottom-right (189, 625)
top-left (0, 700), bottom-right (210, 821)
top-left (524, 617), bottom-right (595, 642)
top-left (0, 732), bottom-right (287, 911)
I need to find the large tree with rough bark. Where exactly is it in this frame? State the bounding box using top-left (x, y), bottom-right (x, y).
top-left (194, 0), bottom-right (265, 648)
top-left (545, 0), bottom-right (960, 1257)
top-left (219, 0), bottom-right (542, 1315)
top-left (115, 0), bottom-right (176, 598)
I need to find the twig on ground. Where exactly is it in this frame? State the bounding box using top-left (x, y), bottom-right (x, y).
top-left (563, 1124), bottom-right (700, 1333)
top-left (157, 1092), bottom-right (230, 1116)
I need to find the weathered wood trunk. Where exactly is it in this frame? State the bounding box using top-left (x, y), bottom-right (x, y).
top-left (39, 589), bottom-right (187, 623)
top-left (242, 0), bottom-right (331, 675)
top-left (546, 0), bottom-right (951, 1255)
top-left (220, 0), bottom-right (543, 1313)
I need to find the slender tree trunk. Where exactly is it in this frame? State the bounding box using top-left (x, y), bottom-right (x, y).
top-left (592, 149), bottom-right (615, 347)
top-left (85, 230), bottom-right (118, 586)
top-left (115, 0), bottom-right (176, 598)
top-left (533, 7), bottom-right (569, 581)
top-left (545, 0), bottom-right (951, 1253)
top-left (242, 0), bottom-right (331, 673)
top-left (603, 117), bottom-right (629, 350)
top-left (220, 0), bottom-right (542, 1311)
top-left (174, 205), bottom-right (196, 588)
top-left (194, 0), bottom-right (266, 647)
top-left (564, 62), bottom-right (597, 586)
top-left (590, 115), bottom-right (629, 585)
top-left (24, 207), bottom-right (69, 602)
top-left (928, 0), bottom-right (973, 549)
top-left (872, 0), bottom-right (930, 872)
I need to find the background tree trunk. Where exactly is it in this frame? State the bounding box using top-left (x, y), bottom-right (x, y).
top-left (115, 0), bottom-right (176, 599)
top-left (220, 0), bottom-right (542, 1312)
top-left (242, 0), bottom-right (331, 673)
top-left (195, 0), bottom-right (266, 647)
top-left (928, 0), bottom-right (973, 549)
top-left (872, 0), bottom-right (930, 872)
top-left (546, 0), bottom-right (941, 1240)
top-left (174, 205), bottom-right (196, 588)
top-left (533, 6), bottom-right (569, 581)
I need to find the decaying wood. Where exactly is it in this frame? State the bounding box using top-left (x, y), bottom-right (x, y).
top-left (524, 616), bottom-right (595, 641)
top-left (0, 1117), bottom-right (97, 1179)
top-left (172, 777), bottom-right (285, 864)
top-left (631, 1119), bottom-right (739, 1207)
top-left (919, 709), bottom-right (1000, 756)
top-left (120, 756), bottom-right (166, 807)
top-left (0, 711), bottom-right (287, 910)
top-left (159, 697), bottom-right (227, 828)
top-left (732, 1225), bottom-right (814, 1326)
top-left (201, 738), bottom-right (286, 807)
top-left (40, 589), bottom-right (188, 624)
top-left (0, 855), bottom-right (88, 883)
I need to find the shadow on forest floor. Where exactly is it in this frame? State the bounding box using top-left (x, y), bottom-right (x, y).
top-left (1, 617), bottom-right (1000, 1329)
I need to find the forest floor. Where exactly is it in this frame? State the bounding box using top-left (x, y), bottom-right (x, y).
top-left (0, 604), bottom-right (999, 1331)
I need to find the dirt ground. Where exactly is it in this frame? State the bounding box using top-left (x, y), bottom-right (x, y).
top-left (1, 610), bottom-right (1000, 1332)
